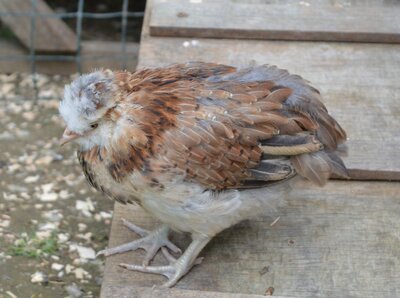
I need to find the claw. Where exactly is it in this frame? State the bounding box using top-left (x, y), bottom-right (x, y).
top-left (96, 221), bottom-right (180, 265)
top-left (121, 218), bottom-right (149, 237)
top-left (120, 235), bottom-right (210, 287)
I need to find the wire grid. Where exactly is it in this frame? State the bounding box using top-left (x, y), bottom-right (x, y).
top-left (0, 0), bottom-right (144, 99)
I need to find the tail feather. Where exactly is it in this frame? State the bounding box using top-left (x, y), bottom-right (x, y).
top-left (291, 151), bottom-right (349, 186)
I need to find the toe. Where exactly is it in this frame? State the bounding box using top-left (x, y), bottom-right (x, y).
top-left (96, 249), bottom-right (106, 257)
top-left (120, 263), bottom-right (175, 279)
top-left (121, 218), bottom-right (149, 237)
top-left (161, 273), bottom-right (181, 288)
top-left (165, 241), bottom-right (182, 254)
top-left (161, 247), bottom-right (177, 263)
top-left (142, 244), bottom-right (160, 266)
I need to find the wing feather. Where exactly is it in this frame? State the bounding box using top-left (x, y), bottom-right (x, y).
top-left (111, 62), bottom-right (348, 189)
top-left (155, 63), bottom-right (349, 189)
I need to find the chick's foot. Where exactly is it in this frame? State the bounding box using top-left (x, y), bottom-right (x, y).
top-left (96, 219), bottom-right (181, 266)
top-left (120, 235), bottom-right (210, 287)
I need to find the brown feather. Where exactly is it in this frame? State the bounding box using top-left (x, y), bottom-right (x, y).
top-left (77, 62), bottom-right (347, 193)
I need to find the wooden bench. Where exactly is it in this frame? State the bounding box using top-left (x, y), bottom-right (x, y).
top-left (101, 1), bottom-right (400, 297)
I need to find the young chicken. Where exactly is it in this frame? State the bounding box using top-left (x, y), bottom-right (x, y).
top-left (59, 62), bottom-right (348, 287)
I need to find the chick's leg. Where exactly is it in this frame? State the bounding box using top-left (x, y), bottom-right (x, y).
top-left (96, 219), bottom-right (181, 266)
top-left (120, 234), bottom-right (211, 288)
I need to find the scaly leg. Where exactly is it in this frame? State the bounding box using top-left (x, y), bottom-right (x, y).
top-left (120, 234), bottom-right (211, 287)
top-left (96, 219), bottom-right (181, 266)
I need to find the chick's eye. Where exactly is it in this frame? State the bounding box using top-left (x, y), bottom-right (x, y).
top-left (90, 123), bottom-right (98, 129)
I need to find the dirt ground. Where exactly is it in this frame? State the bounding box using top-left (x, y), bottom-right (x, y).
top-left (0, 73), bottom-right (115, 298)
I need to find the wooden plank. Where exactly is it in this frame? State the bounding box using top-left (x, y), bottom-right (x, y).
top-left (149, 0), bottom-right (400, 43)
top-left (0, 39), bottom-right (139, 74)
top-left (101, 0), bottom-right (400, 297)
top-left (101, 180), bottom-right (400, 297)
top-left (138, 29), bottom-right (400, 181)
top-left (101, 285), bottom-right (279, 298)
top-left (0, 0), bottom-right (77, 53)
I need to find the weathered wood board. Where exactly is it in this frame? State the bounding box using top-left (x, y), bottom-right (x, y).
top-left (150, 0), bottom-right (400, 43)
top-left (140, 22), bottom-right (400, 180)
top-left (101, 0), bottom-right (400, 297)
top-left (102, 285), bottom-right (272, 298)
top-left (0, 0), bottom-right (77, 53)
top-left (101, 181), bottom-right (400, 297)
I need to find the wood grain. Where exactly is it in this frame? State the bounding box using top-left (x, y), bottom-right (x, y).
top-left (101, 285), bottom-right (275, 298)
top-left (149, 0), bottom-right (400, 43)
top-left (101, 181), bottom-right (400, 297)
top-left (101, 0), bottom-right (400, 297)
top-left (141, 18), bottom-right (400, 180)
top-left (0, 0), bottom-right (77, 53)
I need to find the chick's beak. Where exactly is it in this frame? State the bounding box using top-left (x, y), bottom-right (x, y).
top-left (60, 128), bottom-right (82, 146)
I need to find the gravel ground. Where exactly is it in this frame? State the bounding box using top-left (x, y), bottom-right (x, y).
top-left (0, 73), bottom-right (114, 298)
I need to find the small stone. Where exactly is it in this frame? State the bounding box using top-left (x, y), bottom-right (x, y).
top-left (36, 230), bottom-right (52, 239)
top-left (76, 232), bottom-right (92, 242)
top-left (38, 98), bottom-right (59, 109)
top-left (3, 193), bottom-right (18, 201)
top-left (65, 283), bottom-right (83, 298)
top-left (31, 271), bottom-right (48, 284)
top-left (24, 175), bottom-right (40, 183)
top-left (59, 190), bottom-right (71, 199)
top-left (52, 153), bottom-right (64, 161)
top-left (22, 102), bottom-right (33, 111)
top-left (0, 219), bottom-right (10, 228)
top-left (58, 233), bottom-right (70, 243)
top-left (5, 291), bottom-right (17, 298)
top-left (38, 89), bottom-right (56, 99)
top-left (41, 183), bottom-right (54, 193)
top-left (7, 164), bottom-right (20, 173)
top-left (22, 111), bottom-right (36, 121)
top-left (8, 184), bottom-right (28, 193)
top-left (75, 198), bottom-right (95, 217)
top-left (78, 223), bottom-right (87, 232)
top-left (99, 211), bottom-right (112, 219)
top-left (70, 244), bottom-right (96, 260)
top-left (35, 156), bottom-right (54, 165)
top-left (65, 264), bottom-right (74, 274)
top-left (2, 83), bottom-right (14, 94)
top-left (73, 258), bottom-right (83, 266)
top-left (43, 209), bottom-right (63, 222)
top-left (20, 192), bottom-right (30, 199)
top-left (40, 192), bottom-right (58, 202)
top-left (0, 131), bottom-right (14, 140)
top-left (73, 267), bottom-right (89, 279)
top-left (51, 263), bottom-right (64, 271)
top-left (38, 222), bottom-right (58, 231)
top-left (15, 129), bottom-right (29, 138)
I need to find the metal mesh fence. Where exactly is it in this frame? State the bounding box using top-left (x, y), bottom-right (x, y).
top-left (0, 0), bottom-right (144, 99)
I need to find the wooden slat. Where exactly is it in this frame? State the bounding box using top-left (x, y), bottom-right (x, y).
top-left (101, 0), bottom-right (400, 296)
top-left (102, 180), bottom-right (400, 297)
top-left (0, 40), bottom-right (139, 74)
top-left (101, 285), bottom-right (278, 298)
top-left (150, 0), bottom-right (400, 43)
top-left (0, 0), bottom-right (77, 53)
top-left (139, 25), bottom-right (400, 181)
